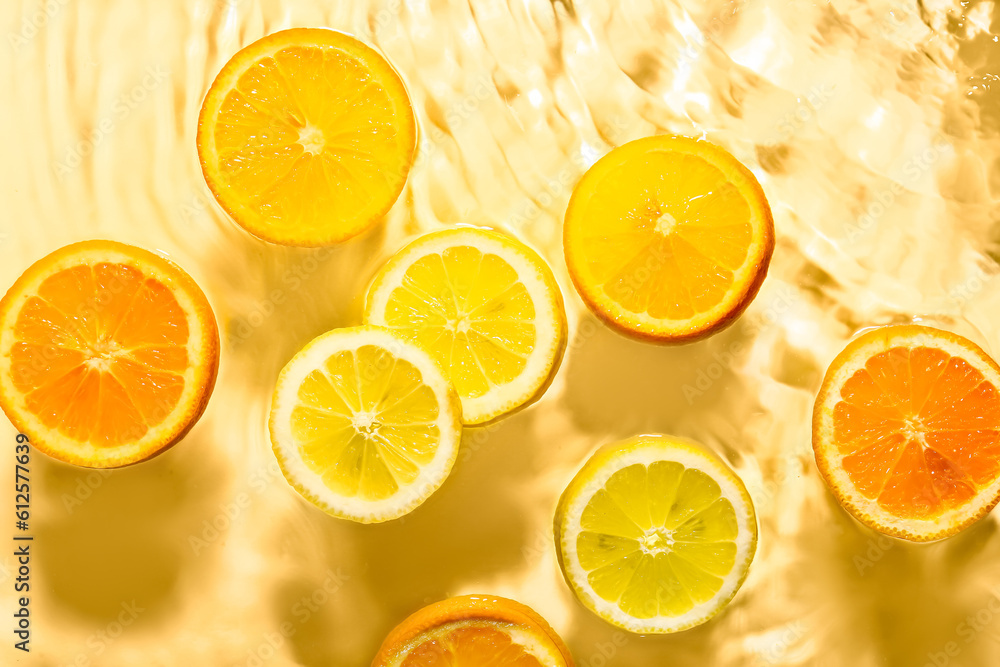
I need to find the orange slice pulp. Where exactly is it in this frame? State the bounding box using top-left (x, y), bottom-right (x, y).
top-left (371, 595), bottom-right (574, 667)
top-left (813, 325), bottom-right (1000, 541)
top-left (0, 240), bottom-right (219, 468)
top-left (563, 135), bottom-right (774, 343)
top-left (197, 28), bottom-right (417, 246)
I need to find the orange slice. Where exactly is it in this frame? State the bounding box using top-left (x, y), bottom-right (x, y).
top-left (563, 135), bottom-right (774, 343)
top-left (813, 325), bottom-right (1000, 541)
top-left (0, 240), bottom-right (219, 468)
top-left (371, 595), bottom-right (574, 667)
top-left (197, 28), bottom-right (417, 246)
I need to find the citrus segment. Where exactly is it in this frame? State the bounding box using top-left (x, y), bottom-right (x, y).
top-left (198, 28), bottom-right (417, 246)
top-left (813, 325), bottom-right (1000, 541)
top-left (555, 435), bottom-right (756, 634)
top-left (564, 135), bottom-right (774, 342)
top-left (372, 595), bottom-right (574, 667)
top-left (0, 240), bottom-right (219, 468)
top-left (269, 326), bottom-right (461, 523)
top-left (364, 228), bottom-right (567, 425)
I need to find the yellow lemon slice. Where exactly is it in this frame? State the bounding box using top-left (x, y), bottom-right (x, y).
top-left (269, 326), bottom-right (462, 523)
top-left (364, 227), bottom-right (567, 425)
top-left (555, 435), bottom-right (757, 633)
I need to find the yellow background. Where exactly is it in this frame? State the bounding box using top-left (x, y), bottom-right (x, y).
top-left (1, 0), bottom-right (1000, 665)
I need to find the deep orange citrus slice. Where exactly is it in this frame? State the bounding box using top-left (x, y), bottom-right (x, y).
top-left (0, 240), bottom-right (219, 468)
top-left (197, 28), bottom-right (417, 246)
top-left (371, 595), bottom-right (574, 667)
top-left (563, 135), bottom-right (774, 343)
top-left (813, 325), bottom-right (1000, 541)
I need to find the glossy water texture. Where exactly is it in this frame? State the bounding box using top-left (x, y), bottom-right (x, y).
top-left (1, 0), bottom-right (1000, 665)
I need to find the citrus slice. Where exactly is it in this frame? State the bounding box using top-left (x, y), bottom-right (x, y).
top-left (555, 434), bottom-right (757, 634)
top-left (563, 135), bottom-right (774, 343)
top-left (269, 326), bottom-right (462, 523)
top-left (0, 240), bottom-right (219, 468)
top-left (197, 28), bottom-right (417, 246)
top-left (371, 594), bottom-right (575, 667)
top-left (364, 227), bottom-right (567, 425)
top-left (813, 324), bottom-right (1000, 542)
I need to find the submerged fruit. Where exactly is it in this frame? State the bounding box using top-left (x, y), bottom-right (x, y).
top-left (269, 326), bottom-right (462, 523)
top-left (365, 227), bottom-right (567, 425)
top-left (564, 135), bottom-right (773, 343)
top-left (198, 28), bottom-right (417, 246)
top-left (371, 594), bottom-right (574, 666)
top-left (555, 434), bottom-right (757, 633)
top-left (813, 325), bottom-right (1000, 541)
top-left (0, 240), bottom-right (219, 468)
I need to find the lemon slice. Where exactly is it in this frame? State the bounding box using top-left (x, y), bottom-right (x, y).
top-left (364, 227), bottom-right (567, 425)
top-left (268, 326), bottom-right (462, 523)
top-left (555, 435), bottom-right (757, 633)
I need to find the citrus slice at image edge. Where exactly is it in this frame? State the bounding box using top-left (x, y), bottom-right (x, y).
top-left (0, 240), bottom-right (220, 468)
top-left (555, 435), bottom-right (757, 634)
top-left (564, 135), bottom-right (774, 343)
top-left (813, 325), bottom-right (1000, 542)
top-left (364, 227), bottom-right (567, 425)
top-left (197, 28), bottom-right (417, 246)
top-left (372, 594), bottom-right (574, 667)
top-left (269, 326), bottom-right (462, 523)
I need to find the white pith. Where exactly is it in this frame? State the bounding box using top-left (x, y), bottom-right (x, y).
top-left (269, 326), bottom-right (462, 523)
top-left (558, 438), bottom-right (757, 634)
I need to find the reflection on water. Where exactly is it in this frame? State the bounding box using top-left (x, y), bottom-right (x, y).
top-left (2, 0), bottom-right (1000, 664)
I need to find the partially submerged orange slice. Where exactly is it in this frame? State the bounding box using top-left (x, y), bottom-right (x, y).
top-left (371, 595), bottom-right (574, 666)
top-left (813, 325), bottom-right (1000, 541)
top-left (563, 135), bottom-right (774, 343)
top-left (197, 28), bottom-right (417, 246)
top-left (0, 240), bottom-right (219, 468)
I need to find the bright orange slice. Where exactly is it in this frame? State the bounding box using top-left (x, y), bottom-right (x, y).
top-left (197, 28), bottom-right (417, 246)
top-left (563, 135), bottom-right (774, 343)
top-left (0, 240), bottom-right (219, 468)
top-left (371, 595), bottom-right (574, 667)
top-left (813, 325), bottom-right (1000, 541)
